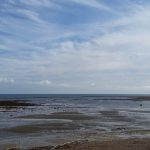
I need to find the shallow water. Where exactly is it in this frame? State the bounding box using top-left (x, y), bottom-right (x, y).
top-left (0, 94), bottom-right (150, 149)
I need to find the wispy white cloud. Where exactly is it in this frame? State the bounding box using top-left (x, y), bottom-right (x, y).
top-left (1, 1), bottom-right (150, 93)
top-left (16, 9), bottom-right (44, 23)
top-left (0, 77), bottom-right (14, 84)
top-left (19, 0), bottom-right (59, 8)
top-left (66, 0), bottom-right (112, 11)
top-left (37, 80), bottom-right (52, 86)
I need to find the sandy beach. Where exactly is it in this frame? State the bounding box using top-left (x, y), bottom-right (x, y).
top-left (51, 138), bottom-right (150, 150)
top-left (7, 138), bottom-right (150, 150)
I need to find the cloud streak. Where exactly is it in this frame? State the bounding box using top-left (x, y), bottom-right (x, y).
top-left (66, 0), bottom-right (111, 11)
top-left (1, 0), bottom-right (150, 93)
top-left (0, 77), bottom-right (14, 84)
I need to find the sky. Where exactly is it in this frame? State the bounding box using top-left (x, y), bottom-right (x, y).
top-left (1, 0), bottom-right (150, 94)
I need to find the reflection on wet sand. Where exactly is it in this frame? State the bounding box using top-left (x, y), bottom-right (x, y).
top-left (1, 95), bottom-right (150, 149)
top-left (5, 121), bottom-right (81, 133)
top-left (17, 112), bottom-right (96, 120)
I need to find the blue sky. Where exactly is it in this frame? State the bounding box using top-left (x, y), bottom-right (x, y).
top-left (1, 0), bottom-right (150, 94)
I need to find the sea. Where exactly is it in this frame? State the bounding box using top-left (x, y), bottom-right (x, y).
top-left (0, 94), bottom-right (150, 149)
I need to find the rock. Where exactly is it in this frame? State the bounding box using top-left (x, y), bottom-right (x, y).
top-left (8, 147), bottom-right (18, 150)
top-left (52, 140), bottom-right (88, 150)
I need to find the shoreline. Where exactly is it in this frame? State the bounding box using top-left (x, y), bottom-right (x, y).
top-left (7, 138), bottom-right (150, 150)
top-left (1, 96), bottom-right (150, 150)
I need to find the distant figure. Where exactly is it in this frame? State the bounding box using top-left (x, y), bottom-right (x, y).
top-left (140, 104), bottom-right (143, 107)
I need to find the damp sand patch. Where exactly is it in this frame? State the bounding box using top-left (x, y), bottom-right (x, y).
top-left (99, 110), bottom-right (119, 116)
top-left (4, 122), bottom-right (81, 133)
top-left (98, 110), bottom-right (133, 122)
top-left (17, 112), bottom-right (96, 120)
top-left (126, 129), bottom-right (150, 135)
top-left (130, 96), bottom-right (150, 101)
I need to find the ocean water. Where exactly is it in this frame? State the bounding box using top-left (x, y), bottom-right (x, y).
top-left (0, 94), bottom-right (150, 149)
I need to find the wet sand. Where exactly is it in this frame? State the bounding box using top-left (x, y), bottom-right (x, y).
top-left (17, 112), bottom-right (96, 120)
top-left (2, 110), bottom-right (150, 148)
top-left (1, 96), bottom-right (150, 150)
top-left (5, 122), bottom-right (81, 133)
top-left (3, 112), bottom-right (95, 134)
